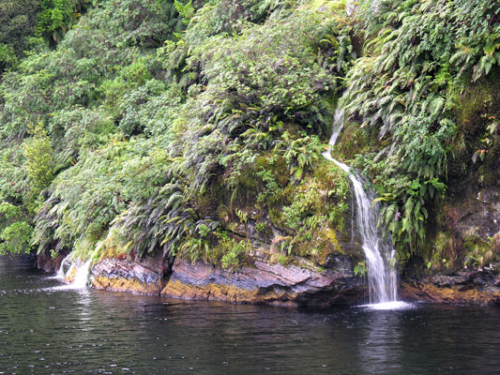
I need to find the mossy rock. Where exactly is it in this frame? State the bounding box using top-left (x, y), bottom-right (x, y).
top-left (255, 153), bottom-right (289, 187)
top-left (449, 67), bottom-right (500, 189)
top-left (334, 120), bottom-right (376, 161)
top-left (454, 67), bottom-right (500, 134)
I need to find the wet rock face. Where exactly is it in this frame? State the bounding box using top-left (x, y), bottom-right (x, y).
top-left (161, 259), bottom-right (364, 307)
top-left (324, 254), bottom-right (353, 273)
top-left (453, 187), bottom-right (500, 240)
top-left (36, 252), bottom-right (66, 273)
top-left (87, 254), bottom-right (366, 306)
top-left (401, 269), bottom-right (500, 305)
top-left (90, 254), bottom-right (171, 296)
top-left (38, 250), bottom-right (366, 306)
top-left (37, 251), bottom-right (500, 305)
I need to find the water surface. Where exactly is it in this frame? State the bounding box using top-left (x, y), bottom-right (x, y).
top-left (1, 255), bottom-right (499, 374)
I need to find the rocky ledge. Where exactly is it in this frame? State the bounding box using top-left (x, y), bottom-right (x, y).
top-left (401, 269), bottom-right (500, 305)
top-left (39, 252), bottom-right (365, 306)
top-left (37, 253), bottom-right (500, 306)
top-left (160, 258), bottom-right (363, 306)
top-left (90, 254), bottom-right (171, 296)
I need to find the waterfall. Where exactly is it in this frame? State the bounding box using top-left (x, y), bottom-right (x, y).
top-left (56, 254), bottom-right (71, 279)
top-left (72, 260), bottom-right (92, 288)
top-left (322, 108), bottom-right (402, 307)
top-left (52, 258), bottom-right (91, 290)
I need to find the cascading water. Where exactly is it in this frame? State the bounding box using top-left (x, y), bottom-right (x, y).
top-left (56, 254), bottom-right (72, 279)
top-left (322, 108), bottom-right (407, 309)
top-left (52, 258), bottom-right (91, 290)
top-left (72, 260), bottom-right (92, 288)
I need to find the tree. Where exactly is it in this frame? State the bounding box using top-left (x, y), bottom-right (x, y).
top-left (0, 0), bottom-right (40, 74)
top-left (23, 122), bottom-right (54, 212)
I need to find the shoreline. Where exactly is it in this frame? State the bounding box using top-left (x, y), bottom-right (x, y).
top-left (37, 252), bottom-right (500, 307)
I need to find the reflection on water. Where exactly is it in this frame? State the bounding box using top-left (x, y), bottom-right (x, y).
top-left (359, 309), bottom-right (404, 374)
top-left (1, 255), bottom-right (500, 375)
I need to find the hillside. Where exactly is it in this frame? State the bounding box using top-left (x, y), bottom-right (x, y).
top-left (0, 0), bottom-right (499, 304)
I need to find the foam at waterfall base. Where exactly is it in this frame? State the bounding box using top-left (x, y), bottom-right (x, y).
top-left (46, 259), bottom-right (91, 291)
top-left (361, 301), bottom-right (415, 311)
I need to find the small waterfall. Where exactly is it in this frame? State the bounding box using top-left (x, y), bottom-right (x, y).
top-left (51, 258), bottom-right (91, 290)
top-left (72, 260), bottom-right (92, 288)
top-left (322, 108), bottom-right (403, 307)
top-left (56, 254), bottom-right (71, 279)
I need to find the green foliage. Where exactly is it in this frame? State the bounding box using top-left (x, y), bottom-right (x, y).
top-left (463, 234), bottom-right (495, 268)
top-left (174, 0), bottom-right (194, 22)
top-left (173, 5), bottom-right (353, 196)
top-left (282, 184), bottom-right (322, 231)
top-left (23, 122), bottom-right (54, 211)
top-left (0, 0), bottom-right (40, 74)
top-left (267, 161), bottom-right (348, 259)
top-left (343, 0), bottom-right (500, 258)
top-left (9, 0), bottom-right (493, 275)
top-left (32, 137), bottom-right (174, 256)
top-left (235, 208), bottom-right (248, 224)
top-left (0, 146), bottom-right (28, 203)
top-left (37, 0), bottom-right (81, 42)
top-left (0, 202), bottom-right (32, 255)
top-left (175, 228), bottom-right (250, 271)
top-left (279, 132), bottom-right (323, 182)
top-left (0, 0), bottom-right (94, 77)
top-left (353, 261), bottom-right (366, 277)
top-left (426, 231), bottom-right (456, 271)
top-left (255, 222), bottom-right (267, 233)
top-left (0, 0), bottom-right (189, 259)
top-left (220, 239), bottom-right (251, 270)
top-left (0, 221), bottom-right (33, 255)
top-left (0, 44), bottom-right (18, 73)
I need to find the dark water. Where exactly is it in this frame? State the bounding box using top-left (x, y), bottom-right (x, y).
top-left (1, 256), bottom-right (500, 375)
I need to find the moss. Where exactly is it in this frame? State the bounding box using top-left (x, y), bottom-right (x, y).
top-left (425, 231), bottom-right (458, 272)
top-left (271, 157), bottom-right (290, 186)
top-left (269, 207), bottom-right (284, 228)
top-left (312, 161), bottom-right (349, 233)
top-left (92, 275), bottom-right (164, 296)
top-left (216, 204), bottom-right (230, 223)
top-left (261, 157), bottom-right (350, 263)
top-left (162, 279), bottom-right (299, 304)
top-left (402, 282), bottom-right (500, 305)
top-left (448, 66), bottom-right (500, 192)
top-left (453, 67), bottom-right (500, 133)
top-left (463, 234), bottom-right (495, 268)
top-left (492, 233), bottom-right (500, 254)
top-left (236, 167), bottom-right (259, 192)
top-left (320, 227), bottom-right (341, 251)
top-left (203, 237), bottom-right (253, 271)
top-left (478, 130), bottom-right (500, 186)
top-left (311, 228), bottom-right (341, 265)
top-left (421, 67), bottom-right (500, 268)
top-left (256, 153), bottom-right (289, 187)
top-left (195, 179), bottom-right (228, 218)
top-left (269, 253), bottom-right (292, 266)
top-left (97, 245), bottom-right (127, 261)
top-left (334, 120), bottom-right (375, 161)
top-left (194, 191), bottom-right (214, 216)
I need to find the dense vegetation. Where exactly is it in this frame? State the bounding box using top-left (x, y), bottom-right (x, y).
top-left (0, 0), bottom-right (498, 275)
top-left (337, 0), bottom-right (500, 268)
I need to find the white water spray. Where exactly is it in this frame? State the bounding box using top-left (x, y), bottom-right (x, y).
top-left (51, 258), bottom-right (91, 290)
top-left (72, 260), bottom-right (91, 288)
top-left (56, 254), bottom-right (71, 279)
top-left (322, 108), bottom-right (408, 309)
